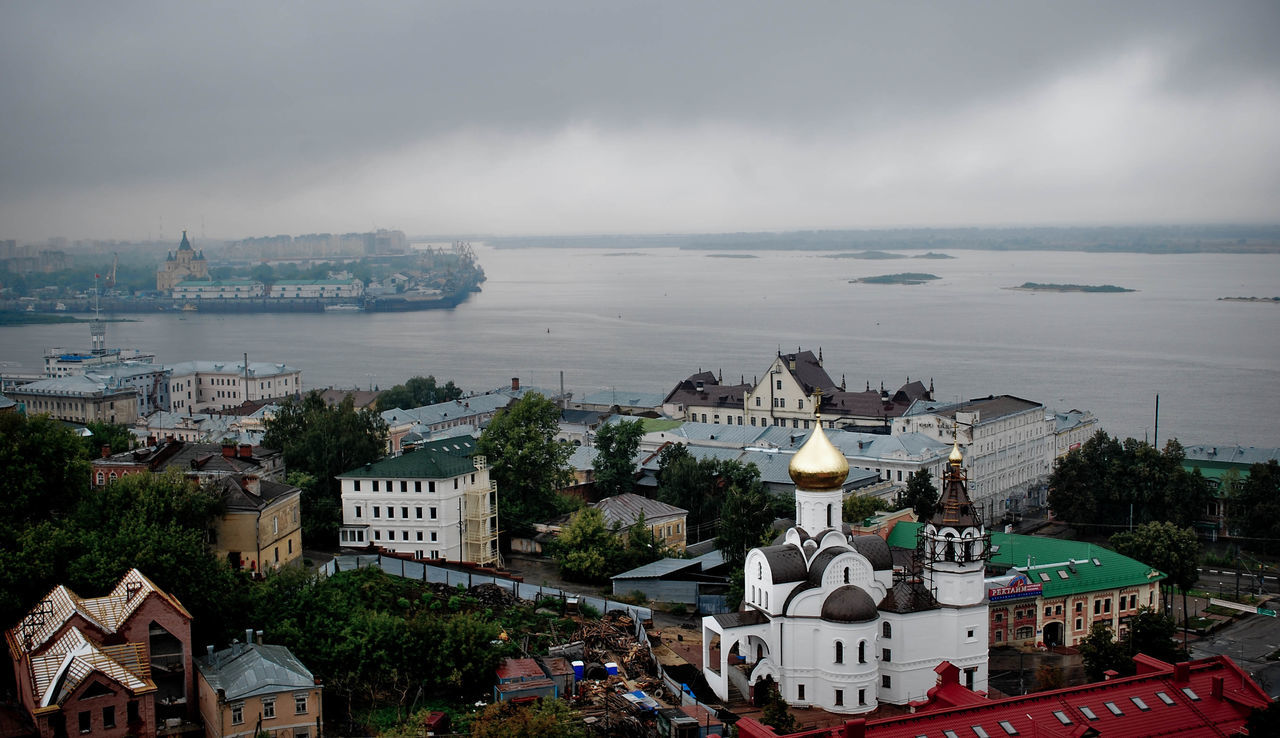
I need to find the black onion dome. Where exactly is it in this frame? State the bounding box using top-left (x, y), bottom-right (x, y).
top-left (820, 585), bottom-right (879, 623)
top-left (851, 535), bottom-right (893, 571)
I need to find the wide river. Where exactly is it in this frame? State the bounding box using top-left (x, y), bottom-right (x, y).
top-left (2, 245), bottom-right (1277, 447)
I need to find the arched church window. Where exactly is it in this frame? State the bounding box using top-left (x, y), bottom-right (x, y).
top-left (882, 622), bottom-right (892, 639)
top-left (758, 562), bottom-right (763, 580)
top-left (826, 504), bottom-right (832, 528)
top-left (835, 641), bottom-right (844, 664)
top-left (843, 567), bottom-right (850, 584)
top-left (858, 641), bottom-right (866, 664)
top-left (944, 532), bottom-right (956, 562)
top-left (764, 591), bottom-right (769, 609)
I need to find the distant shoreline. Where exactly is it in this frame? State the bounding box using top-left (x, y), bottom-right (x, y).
top-left (1218, 296), bottom-right (1280, 302)
top-left (0, 312), bottom-right (136, 326)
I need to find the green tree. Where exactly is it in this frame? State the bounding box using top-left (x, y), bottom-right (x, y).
top-left (1078, 622), bottom-right (1130, 681)
top-left (717, 470), bottom-right (775, 608)
top-left (1128, 606), bottom-right (1181, 664)
top-left (82, 421), bottom-right (134, 457)
top-left (903, 468), bottom-right (938, 521)
top-left (262, 391), bottom-right (388, 545)
top-left (1228, 460), bottom-right (1280, 542)
top-left (250, 263), bottom-right (275, 285)
top-left (592, 418), bottom-right (645, 497)
top-left (551, 508), bottom-right (621, 583)
top-left (1034, 663), bottom-right (1065, 692)
top-left (844, 493), bottom-right (890, 524)
top-left (471, 698), bottom-right (586, 738)
top-left (1111, 522), bottom-right (1199, 623)
top-left (1049, 432), bottom-right (1212, 530)
top-left (476, 392), bottom-right (574, 535)
top-left (760, 680), bottom-right (797, 734)
top-left (375, 375), bottom-right (464, 412)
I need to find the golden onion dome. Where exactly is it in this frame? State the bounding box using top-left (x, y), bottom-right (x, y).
top-left (789, 424), bottom-right (849, 490)
top-left (949, 440), bottom-right (964, 463)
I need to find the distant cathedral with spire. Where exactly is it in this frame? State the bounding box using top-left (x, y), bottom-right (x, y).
top-left (701, 421), bottom-right (989, 713)
top-left (156, 230), bottom-right (209, 291)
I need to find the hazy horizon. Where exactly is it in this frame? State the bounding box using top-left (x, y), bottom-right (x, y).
top-left (3, 2), bottom-right (1279, 242)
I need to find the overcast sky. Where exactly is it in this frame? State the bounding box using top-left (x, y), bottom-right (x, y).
top-left (2, 1), bottom-right (1278, 242)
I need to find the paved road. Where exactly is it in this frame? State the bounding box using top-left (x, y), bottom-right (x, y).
top-left (1196, 566), bottom-right (1275, 597)
top-left (1190, 605), bottom-right (1280, 698)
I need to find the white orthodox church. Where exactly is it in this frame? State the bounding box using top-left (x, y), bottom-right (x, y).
top-left (701, 422), bottom-right (990, 713)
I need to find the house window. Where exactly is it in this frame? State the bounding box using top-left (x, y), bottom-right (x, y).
top-left (882, 648), bottom-right (891, 662)
top-left (353, 480), bottom-right (361, 491)
top-left (417, 531), bottom-right (423, 541)
top-left (881, 674), bottom-right (891, 689)
top-left (263, 697), bottom-right (275, 718)
top-left (430, 507), bottom-right (437, 519)
top-left (415, 481), bottom-right (422, 492)
top-left (882, 622), bottom-right (892, 638)
top-left (1094, 600), bottom-right (1101, 614)
top-left (429, 481), bottom-right (436, 492)
top-left (372, 480), bottom-right (379, 492)
top-left (373, 507), bottom-right (380, 518)
top-left (387, 506), bottom-right (394, 519)
top-left (1104, 598), bottom-right (1111, 613)
top-left (1076, 601), bottom-right (1083, 613)
top-left (79, 711), bottom-right (90, 734)
top-left (859, 688), bottom-right (867, 705)
top-left (102, 706), bottom-right (115, 729)
top-left (355, 506), bottom-right (362, 518)
top-left (295, 693), bottom-right (309, 714)
top-left (401, 506), bottom-right (409, 518)
top-left (416, 507), bottom-right (423, 519)
top-left (374, 530), bottom-right (381, 540)
top-left (232, 703), bottom-right (244, 725)
top-left (401, 481), bottom-right (408, 492)
top-left (1076, 618), bottom-right (1083, 630)
top-left (835, 689), bottom-right (844, 706)
top-left (430, 531), bottom-right (438, 542)
top-left (835, 641), bottom-right (844, 663)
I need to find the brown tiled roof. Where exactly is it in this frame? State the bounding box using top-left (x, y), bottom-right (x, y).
top-left (779, 350), bottom-right (838, 394)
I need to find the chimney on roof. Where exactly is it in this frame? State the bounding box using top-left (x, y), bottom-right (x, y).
top-left (148, 434), bottom-right (157, 447)
top-left (1103, 669), bottom-right (1119, 681)
top-left (206, 644), bottom-right (214, 664)
top-left (842, 718), bottom-right (866, 738)
top-left (245, 628), bottom-right (254, 647)
top-left (511, 377), bottom-right (520, 391)
top-left (101, 444), bottom-right (111, 458)
top-left (238, 443), bottom-right (252, 459)
top-left (255, 629), bottom-right (264, 645)
top-left (1173, 661), bottom-right (1190, 683)
top-left (242, 474), bottom-right (261, 496)
top-left (1210, 675), bottom-right (1223, 699)
top-left (222, 443), bottom-right (235, 458)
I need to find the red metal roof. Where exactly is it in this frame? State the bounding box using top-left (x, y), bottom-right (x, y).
top-left (495, 657), bottom-right (545, 683)
top-left (736, 655), bottom-right (1269, 738)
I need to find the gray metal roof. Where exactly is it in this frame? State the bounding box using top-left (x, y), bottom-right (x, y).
top-left (592, 493), bottom-right (687, 527)
top-left (197, 643), bottom-right (316, 701)
top-left (579, 389), bottom-right (666, 408)
top-left (1183, 444), bottom-right (1280, 465)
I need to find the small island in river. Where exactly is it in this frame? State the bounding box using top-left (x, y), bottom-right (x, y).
top-left (1014, 282), bottom-right (1135, 293)
top-left (912, 251), bottom-right (955, 259)
top-left (1218, 296), bottom-right (1280, 302)
top-left (825, 250), bottom-right (906, 260)
top-left (852, 272), bottom-right (940, 285)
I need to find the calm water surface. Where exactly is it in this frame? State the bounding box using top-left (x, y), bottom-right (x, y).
top-left (2, 246), bottom-right (1277, 446)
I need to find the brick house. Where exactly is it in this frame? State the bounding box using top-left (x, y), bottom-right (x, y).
top-left (5, 569), bottom-right (195, 738)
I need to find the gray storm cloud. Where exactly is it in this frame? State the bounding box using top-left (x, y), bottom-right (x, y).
top-left (1, 1), bottom-right (1278, 240)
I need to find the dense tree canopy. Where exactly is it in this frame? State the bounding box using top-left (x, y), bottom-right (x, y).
top-left (1228, 460), bottom-right (1280, 545)
top-left (82, 420), bottom-right (134, 456)
top-left (375, 375), bottom-right (464, 412)
top-left (844, 493), bottom-right (891, 524)
top-left (549, 507), bottom-right (667, 583)
top-left (471, 698), bottom-right (586, 738)
top-left (656, 444), bottom-right (769, 539)
top-left (592, 418), bottom-right (644, 497)
top-left (476, 392), bottom-right (576, 536)
top-left (1079, 608), bottom-right (1181, 680)
top-left (1112, 521), bottom-right (1200, 623)
top-left (903, 468), bottom-right (938, 521)
top-left (1048, 432), bottom-right (1212, 530)
top-left (262, 391), bottom-right (388, 544)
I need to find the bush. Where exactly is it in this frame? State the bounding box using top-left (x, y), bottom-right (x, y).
top-left (579, 602), bottom-right (601, 619)
top-left (669, 602), bottom-right (688, 616)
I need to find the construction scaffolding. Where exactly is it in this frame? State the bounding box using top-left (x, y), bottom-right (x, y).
top-left (463, 456), bottom-right (500, 567)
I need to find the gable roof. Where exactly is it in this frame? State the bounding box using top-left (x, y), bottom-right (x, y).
top-left (592, 493), bottom-right (687, 528)
top-left (8, 569), bottom-right (191, 656)
top-left (198, 642), bottom-right (316, 701)
top-left (29, 628), bottom-right (154, 709)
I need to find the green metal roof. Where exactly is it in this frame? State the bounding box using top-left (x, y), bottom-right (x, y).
top-left (887, 522), bottom-right (1165, 599)
top-left (640, 418), bottom-right (683, 433)
top-left (338, 437), bottom-right (477, 480)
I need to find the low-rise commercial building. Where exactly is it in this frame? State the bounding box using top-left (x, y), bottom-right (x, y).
top-left (172, 280), bottom-right (265, 300)
top-left (167, 360), bottom-right (301, 413)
